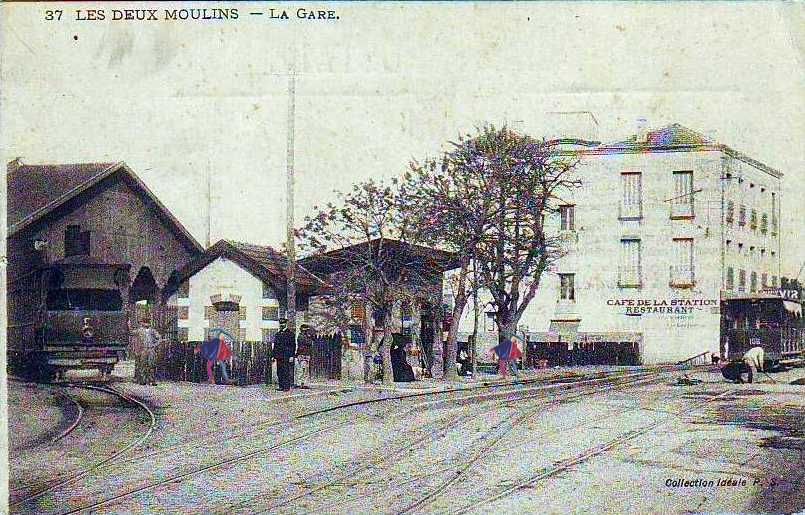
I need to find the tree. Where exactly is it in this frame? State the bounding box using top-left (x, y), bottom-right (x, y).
top-left (297, 180), bottom-right (440, 385)
top-left (408, 126), bottom-right (582, 357)
top-left (403, 137), bottom-right (501, 380)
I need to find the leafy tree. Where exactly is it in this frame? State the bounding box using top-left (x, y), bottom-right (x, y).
top-left (297, 180), bottom-right (441, 385)
top-left (407, 126), bottom-right (582, 360)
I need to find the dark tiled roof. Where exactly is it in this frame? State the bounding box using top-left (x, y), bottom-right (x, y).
top-left (225, 240), bottom-right (323, 289)
top-left (6, 161), bottom-right (204, 250)
top-left (298, 238), bottom-right (461, 275)
top-left (166, 239), bottom-right (325, 298)
top-left (7, 162), bottom-right (119, 227)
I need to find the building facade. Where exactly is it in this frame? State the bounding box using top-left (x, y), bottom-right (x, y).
top-left (164, 239), bottom-right (320, 344)
top-left (6, 160), bottom-right (203, 374)
top-left (452, 124), bottom-right (784, 364)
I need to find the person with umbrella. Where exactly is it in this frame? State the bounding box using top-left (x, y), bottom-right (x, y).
top-left (196, 328), bottom-right (235, 385)
top-left (492, 334), bottom-right (524, 379)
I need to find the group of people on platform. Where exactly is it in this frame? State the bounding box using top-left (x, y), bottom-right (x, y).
top-left (131, 317), bottom-right (769, 387)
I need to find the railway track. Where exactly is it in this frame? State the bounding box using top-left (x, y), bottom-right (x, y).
top-left (48, 381), bottom-right (546, 514)
top-left (12, 366), bottom-right (695, 514)
top-left (9, 384), bottom-right (156, 513)
top-left (28, 370), bottom-right (620, 476)
top-left (446, 389), bottom-right (738, 515)
top-left (393, 371), bottom-right (668, 515)
top-left (307, 374), bottom-right (675, 515)
top-left (231, 369), bottom-right (673, 514)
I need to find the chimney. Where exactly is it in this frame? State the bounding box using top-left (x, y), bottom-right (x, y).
top-left (635, 118), bottom-right (648, 144)
top-left (7, 157), bottom-right (23, 173)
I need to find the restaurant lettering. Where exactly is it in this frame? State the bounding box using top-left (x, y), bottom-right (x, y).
top-left (607, 298), bottom-right (718, 315)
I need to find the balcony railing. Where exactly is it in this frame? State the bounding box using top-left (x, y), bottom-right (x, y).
top-left (669, 265), bottom-right (695, 288)
top-left (670, 200), bottom-right (694, 219)
top-left (617, 266), bottom-right (642, 288)
top-left (618, 202), bottom-right (642, 220)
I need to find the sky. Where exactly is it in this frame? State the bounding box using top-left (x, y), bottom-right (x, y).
top-left (1, 2), bottom-right (803, 276)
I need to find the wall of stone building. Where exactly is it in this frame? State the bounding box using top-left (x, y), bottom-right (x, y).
top-left (722, 155), bottom-right (783, 293)
top-left (31, 179), bottom-right (195, 290)
top-left (453, 149), bottom-right (729, 364)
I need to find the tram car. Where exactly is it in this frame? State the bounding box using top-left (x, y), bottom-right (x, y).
top-left (8, 260), bottom-right (131, 381)
top-left (721, 292), bottom-right (804, 369)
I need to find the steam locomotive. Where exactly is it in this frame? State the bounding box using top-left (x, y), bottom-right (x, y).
top-left (8, 260), bottom-right (130, 381)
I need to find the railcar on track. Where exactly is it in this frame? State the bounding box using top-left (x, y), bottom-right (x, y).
top-left (720, 292), bottom-right (804, 368)
top-left (8, 260), bottom-right (131, 381)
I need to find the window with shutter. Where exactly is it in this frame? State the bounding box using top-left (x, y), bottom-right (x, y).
top-left (671, 171), bottom-right (694, 219)
top-left (559, 274), bottom-right (575, 301)
top-left (560, 205), bottom-right (575, 231)
top-left (620, 173), bottom-right (642, 219)
top-left (670, 238), bottom-right (694, 287)
top-left (618, 239), bottom-right (641, 287)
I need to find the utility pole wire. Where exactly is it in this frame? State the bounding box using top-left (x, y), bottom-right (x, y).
top-left (286, 61), bottom-right (297, 335)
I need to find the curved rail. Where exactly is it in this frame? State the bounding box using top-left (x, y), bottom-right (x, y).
top-left (59, 419), bottom-right (352, 515)
top-left (28, 367), bottom-right (684, 514)
top-left (313, 375), bottom-right (677, 515)
top-left (49, 388), bottom-right (85, 444)
top-left (252, 370), bottom-right (669, 514)
top-left (395, 372), bottom-right (669, 515)
top-left (448, 389), bottom-right (737, 515)
top-left (9, 384), bottom-right (157, 510)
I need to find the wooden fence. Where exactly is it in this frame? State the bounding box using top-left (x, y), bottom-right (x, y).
top-left (310, 336), bottom-right (342, 380)
top-left (154, 340), bottom-right (273, 385)
top-left (526, 340), bottom-right (641, 367)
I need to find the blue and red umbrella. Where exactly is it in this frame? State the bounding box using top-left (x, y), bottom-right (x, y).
top-left (198, 328), bottom-right (234, 362)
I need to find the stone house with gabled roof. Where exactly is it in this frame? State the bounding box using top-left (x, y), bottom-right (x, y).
top-left (163, 239), bottom-right (324, 344)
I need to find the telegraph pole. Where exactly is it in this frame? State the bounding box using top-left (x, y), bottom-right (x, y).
top-left (285, 62), bottom-right (297, 335)
top-left (471, 259), bottom-right (479, 376)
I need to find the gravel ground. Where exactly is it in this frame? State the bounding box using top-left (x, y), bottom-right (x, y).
top-left (7, 365), bottom-right (804, 514)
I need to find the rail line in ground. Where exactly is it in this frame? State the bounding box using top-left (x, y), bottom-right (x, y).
top-left (9, 384), bottom-right (156, 512)
top-left (49, 381), bottom-right (542, 514)
top-left (37, 369), bottom-right (632, 474)
top-left (298, 374), bottom-right (674, 515)
top-left (229, 369), bottom-right (674, 514)
top-left (393, 371), bottom-right (670, 515)
top-left (21, 366), bottom-right (692, 514)
top-left (447, 389), bottom-right (737, 515)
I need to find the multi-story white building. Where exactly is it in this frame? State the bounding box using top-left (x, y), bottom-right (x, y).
top-left (454, 124), bottom-right (784, 364)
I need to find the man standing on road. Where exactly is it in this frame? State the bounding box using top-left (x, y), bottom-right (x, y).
top-left (273, 318), bottom-right (296, 391)
top-left (131, 317), bottom-right (161, 386)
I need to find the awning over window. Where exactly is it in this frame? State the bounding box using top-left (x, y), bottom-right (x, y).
top-left (549, 320), bottom-right (581, 336)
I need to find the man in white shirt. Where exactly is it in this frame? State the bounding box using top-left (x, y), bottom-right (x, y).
top-left (742, 346), bottom-right (765, 383)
